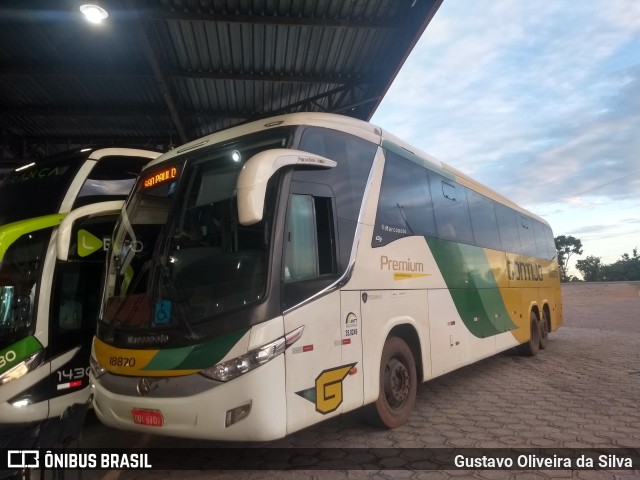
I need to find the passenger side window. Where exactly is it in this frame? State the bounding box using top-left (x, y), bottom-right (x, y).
top-left (533, 220), bottom-right (550, 259)
top-left (284, 195), bottom-right (317, 283)
top-left (495, 204), bottom-right (522, 254)
top-left (467, 189), bottom-right (501, 250)
top-left (373, 151), bottom-right (436, 247)
top-left (519, 216), bottom-right (539, 257)
top-left (297, 127), bottom-right (376, 271)
top-left (284, 194), bottom-right (336, 283)
top-left (429, 173), bottom-right (474, 245)
top-left (544, 225), bottom-right (557, 260)
top-left (298, 127), bottom-right (377, 222)
top-left (282, 190), bottom-right (337, 309)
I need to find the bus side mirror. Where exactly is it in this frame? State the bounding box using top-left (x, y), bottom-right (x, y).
top-left (237, 149), bottom-right (336, 226)
top-left (56, 200), bottom-right (125, 261)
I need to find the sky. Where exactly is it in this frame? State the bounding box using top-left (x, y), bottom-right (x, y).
top-left (371, 0), bottom-right (640, 277)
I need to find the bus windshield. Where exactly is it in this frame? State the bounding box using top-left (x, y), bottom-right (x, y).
top-left (0, 152), bottom-right (87, 225)
top-left (0, 228), bottom-right (51, 351)
top-left (101, 130), bottom-right (292, 331)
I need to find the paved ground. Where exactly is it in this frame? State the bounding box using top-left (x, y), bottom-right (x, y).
top-left (69, 283), bottom-right (640, 478)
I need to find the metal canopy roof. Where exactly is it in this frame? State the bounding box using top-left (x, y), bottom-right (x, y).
top-left (0, 0), bottom-right (442, 170)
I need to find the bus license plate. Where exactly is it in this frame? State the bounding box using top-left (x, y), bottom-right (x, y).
top-left (132, 408), bottom-right (163, 427)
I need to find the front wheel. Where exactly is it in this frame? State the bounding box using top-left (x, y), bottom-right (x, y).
top-left (367, 336), bottom-right (417, 428)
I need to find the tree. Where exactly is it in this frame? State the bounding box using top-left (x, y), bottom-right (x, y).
top-left (575, 255), bottom-right (602, 282)
top-left (554, 235), bottom-right (583, 282)
top-left (601, 248), bottom-right (640, 281)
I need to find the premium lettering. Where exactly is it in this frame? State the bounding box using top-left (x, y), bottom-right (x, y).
top-left (380, 255), bottom-right (424, 272)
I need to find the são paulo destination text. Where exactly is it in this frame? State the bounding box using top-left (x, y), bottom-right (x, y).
top-left (455, 454), bottom-right (633, 469)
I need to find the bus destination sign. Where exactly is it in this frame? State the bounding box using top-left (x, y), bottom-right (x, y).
top-left (143, 166), bottom-right (178, 189)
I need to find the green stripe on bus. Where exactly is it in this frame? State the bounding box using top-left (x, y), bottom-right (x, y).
top-left (426, 237), bottom-right (516, 337)
top-left (0, 336), bottom-right (43, 375)
top-left (142, 328), bottom-right (249, 371)
top-left (0, 214), bottom-right (66, 261)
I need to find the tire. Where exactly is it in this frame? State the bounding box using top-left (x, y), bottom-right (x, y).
top-left (517, 311), bottom-right (541, 357)
top-left (367, 336), bottom-right (417, 428)
top-left (539, 309), bottom-right (549, 350)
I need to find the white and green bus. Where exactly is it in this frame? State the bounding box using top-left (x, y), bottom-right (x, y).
top-left (0, 147), bottom-right (159, 424)
top-left (90, 113), bottom-right (562, 440)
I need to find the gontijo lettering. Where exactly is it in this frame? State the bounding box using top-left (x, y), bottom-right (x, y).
top-left (143, 166), bottom-right (178, 188)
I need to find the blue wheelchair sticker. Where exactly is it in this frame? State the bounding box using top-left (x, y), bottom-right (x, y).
top-left (154, 300), bottom-right (172, 325)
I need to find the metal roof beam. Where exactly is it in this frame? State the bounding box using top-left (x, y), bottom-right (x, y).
top-left (0, 107), bottom-right (248, 119)
top-left (0, 66), bottom-right (371, 85)
top-left (266, 84), bottom-right (380, 116)
top-left (125, 0), bottom-right (189, 144)
top-left (0, 107), bottom-right (168, 117)
top-left (169, 70), bottom-right (370, 85)
top-left (0, 66), bottom-right (152, 77)
top-left (148, 11), bottom-right (398, 30)
top-left (268, 85), bottom-right (351, 114)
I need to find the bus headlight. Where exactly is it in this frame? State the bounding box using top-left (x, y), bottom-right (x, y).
top-left (200, 326), bottom-right (304, 382)
top-left (0, 350), bottom-right (44, 386)
top-left (90, 354), bottom-right (107, 380)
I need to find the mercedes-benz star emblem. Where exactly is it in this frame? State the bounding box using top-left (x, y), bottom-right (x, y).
top-left (137, 378), bottom-right (152, 397)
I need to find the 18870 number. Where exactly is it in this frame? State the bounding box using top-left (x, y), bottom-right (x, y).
top-left (109, 356), bottom-right (136, 367)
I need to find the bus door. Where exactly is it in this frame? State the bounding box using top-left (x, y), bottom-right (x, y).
top-left (282, 181), bottom-right (351, 433)
top-left (45, 205), bottom-right (122, 417)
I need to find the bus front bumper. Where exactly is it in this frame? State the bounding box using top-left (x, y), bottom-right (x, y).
top-left (91, 354), bottom-right (287, 441)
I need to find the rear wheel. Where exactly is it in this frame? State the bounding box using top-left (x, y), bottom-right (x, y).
top-left (539, 309), bottom-right (549, 350)
top-left (517, 311), bottom-right (541, 357)
top-left (368, 336), bottom-right (417, 428)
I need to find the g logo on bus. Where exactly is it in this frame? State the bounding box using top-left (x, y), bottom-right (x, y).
top-left (295, 363), bottom-right (357, 414)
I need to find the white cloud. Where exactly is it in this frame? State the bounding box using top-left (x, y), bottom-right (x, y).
top-left (371, 0), bottom-right (640, 262)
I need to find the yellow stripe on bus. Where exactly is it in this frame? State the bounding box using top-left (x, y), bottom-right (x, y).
top-left (93, 337), bottom-right (200, 377)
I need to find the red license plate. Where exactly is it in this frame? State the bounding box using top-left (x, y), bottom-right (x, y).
top-left (131, 408), bottom-right (164, 427)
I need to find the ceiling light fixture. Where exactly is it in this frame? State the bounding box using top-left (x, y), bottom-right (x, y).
top-left (79, 4), bottom-right (109, 24)
top-left (15, 162), bottom-right (35, 172)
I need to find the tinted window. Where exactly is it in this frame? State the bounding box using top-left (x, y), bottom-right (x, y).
top-left (519, 216), bottom-right (538, 257)
top-left (74, 155), bottom-right (152, 207)
top-left (429, 174), bottom-right (474, 245)
top-left (52, 264), bottom-right (102, 333)
top-left (533, 220), bottom-right (550, 259)
top-left (284, 195), bottom-right (318, 283)
top-left (298, 127), bottom-right (376, 268)
top-left (0, 153), bottom-right (85, 224)
top-left (495, 204), bottom-right (521, 254)
top-left (0, 228), bottom-right (52, 351)
top-left (298, 127), bottom-right (376, 222)
top-left (373, 151), bottom-right (436, 247)
top-left (544, 224), bottom-right (557, 260)
top-left (283, 194), bottom-right (336, 283)
top-left (467, 189), bottom-right (501, 250)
